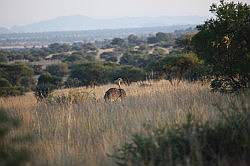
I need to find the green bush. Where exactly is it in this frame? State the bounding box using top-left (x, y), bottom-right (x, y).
top-left (146, 52), bottom-right (205, 83)
top-left (64, 78), bottom-right (81, 88)
top-left (70, 62), bottom-right (110, 86)
top-left (37, 73), bottom-right (62, 88)
top-left (46, 63), bottom-right (69, 77)
top-left (34, 73), bottom-right (62, 100)
top-left (34, 83), bottom-right (55, 100)
top-left (112, 66), bottom-right (146, 82)
top-left (100, 52), bottom-right (118, 62)
top-left (0, 63), bottom-right (34, 96)
top-left (210, 77), bottom-right (247, 93)
top-left (120, 51), bottom-right (147, 68)
top-left (111, 97), bottom-right (250, 166)
top-left (0, 86), bottom-right (25, 97)
top-left (0, 63), bottom-right (34, 86)
top-left (19, 76), bottom-right (36, 91)
top-left (0, 78), bottom-right (11, 88)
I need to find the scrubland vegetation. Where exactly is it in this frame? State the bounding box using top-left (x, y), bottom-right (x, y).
top-left (0, 81), bottom-right (249, 166)
top-left (0, 0), bottom-right (249, 165)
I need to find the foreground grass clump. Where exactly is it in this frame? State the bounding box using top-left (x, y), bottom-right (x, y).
top-left (112, 97), bottom-right (250, 166)
top-left (0, 108), bottom-right (31, 166)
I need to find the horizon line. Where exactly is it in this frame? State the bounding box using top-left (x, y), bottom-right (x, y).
top-left (1, 14), bottom-right (209, 29)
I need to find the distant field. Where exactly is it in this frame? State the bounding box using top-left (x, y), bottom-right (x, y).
top-left (0, 80), bottom-right (246, 166)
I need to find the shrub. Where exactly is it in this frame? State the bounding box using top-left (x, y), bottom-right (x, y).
top-left (64, 78), bottom-right (81, 88)
top-left (100, 52), bottom-right (118, 62)
top-left (0, 78), bottom-right (11, 87)
top-left (34, 83), bottom-right (55, 100)
top-left (111, 97), bottom-right (250, 166)
top-left (32, 65), bottom-right (43, 75)
top-left (63, 54), bottom-right (82, 63)
top-left (46, 90), bottom-right (96, 104)
top-left (0, 86), bottom-right (25, 97)
top-left (0, 77), bottom-right (28, 97)
top-left (70, 62), bottom-right (111, 86)
top-left (210, 77), bottom-right (247, 93)
top-left (112, 66), bottom-right (146, 82)
top-left (120, 52), bottom-right (147, 68)
top-left (146, 52), bottom-right (207, 82)
top-left (111, 38), bottom-right (126, 47)
top-left (37, 73), bottom-right (62, 88)
top-left (35, 73), bottom-right (62, 100)
top-left (46, 63), bottom-right (69, 77)
top-left (0, 63), bottom-right (34, 86)
top-left (19, 76), bottom-right (36, 92)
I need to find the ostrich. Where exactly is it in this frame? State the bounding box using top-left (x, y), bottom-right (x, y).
top-left (104, 78), bottom-right (126, 102)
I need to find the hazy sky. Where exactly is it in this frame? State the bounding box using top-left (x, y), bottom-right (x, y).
top-left (0, 0), bottom-right (249, 27)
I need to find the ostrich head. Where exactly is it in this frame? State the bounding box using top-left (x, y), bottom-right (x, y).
top-left (115, 78), bottom-right (123, 88)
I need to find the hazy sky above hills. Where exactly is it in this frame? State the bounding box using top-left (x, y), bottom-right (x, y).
top-left (0, 0), bottom-right (249, 27)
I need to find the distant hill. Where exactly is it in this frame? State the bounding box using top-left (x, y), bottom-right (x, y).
top-left (0, 27), bottom-right (13, 34)
top-left (9, 15), bottom-right (206, 33)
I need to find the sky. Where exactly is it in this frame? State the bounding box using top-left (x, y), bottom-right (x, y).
top-left (0, 0), bottom-right (249, 27)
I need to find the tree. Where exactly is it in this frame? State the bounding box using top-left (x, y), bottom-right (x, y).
top-left (37, 73), bottom-right (62, 88)
top-left (32, 65), bottom-right (43, 75)
top-left (112, 66), bottom-right (146, 82)
top-left (63, 54), bottom-right (82, 63)
top-left (155, 32), bottom-right (170, 43)
top-left (48, 43), bottom-right (70, 53)
top-left (192, 0), bottom-right (250, 92)
top-left (70, 62), bottom-right (110, 86)
top-left (0, 63), bottom-right (33, 86)
top-left (176, 33), bottom-right (195, 52)
top-left (128, 34), bottom-right (141, 45)
top-left (111, 38), bottom-right (125, 47)
top-left (100, 52), bottom-right (118, 62)
top-left (164, 53), bottom-right (203, 85)
top-left (120, 52), bottom-right (147, 68)
top-left (81, 43), bottom-right (97, 51)
top-left (0, 78), bottom-right (11, 88)
top-left (0, 63), bottom-right (34, 96)
top-left (146, 52), bottom-right (204, 84)
top-left (0, 51), bottom-right (8, 62)
top-left (147, 36), bottom-right (157, 44)
top-left (19, 76), bottom-right (35, 91)
top-left (35, 73), bottom-right (62, 100)
top-left (46, 63), bottom-right (69, 77)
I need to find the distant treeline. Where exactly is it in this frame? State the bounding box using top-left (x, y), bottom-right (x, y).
top-left (0, 25), bottom-right (196, 47)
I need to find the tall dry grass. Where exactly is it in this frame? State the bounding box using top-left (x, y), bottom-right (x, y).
top-left (0, 80), bottom-right (246, 166)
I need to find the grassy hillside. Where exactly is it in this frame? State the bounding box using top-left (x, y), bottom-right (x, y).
top-left (0, 80), bottom-right (248, 165)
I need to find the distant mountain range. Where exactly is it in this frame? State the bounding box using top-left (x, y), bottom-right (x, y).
top-left (0, 15), bottom-right (207, 34)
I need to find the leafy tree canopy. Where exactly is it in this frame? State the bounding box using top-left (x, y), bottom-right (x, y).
top-left (192, 0), bottom-right (250, 92)
top-left (46, 63), bottom-right (69, 77)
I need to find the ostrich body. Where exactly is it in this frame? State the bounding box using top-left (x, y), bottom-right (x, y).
top-left (104, 78), bottom-right (126, 102)
top-left (104, 88), bottom-right (126, 102)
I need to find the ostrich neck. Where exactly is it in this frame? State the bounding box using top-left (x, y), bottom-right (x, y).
top-left (118, 81), bottom-right (121, 89)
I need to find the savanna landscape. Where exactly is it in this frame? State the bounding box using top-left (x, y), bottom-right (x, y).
top-left (1, 80), bottom-right (249, 166)
top-left (0, 0), bottom-right (250, 166)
